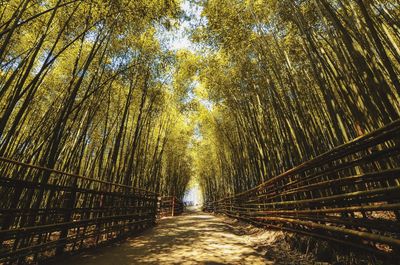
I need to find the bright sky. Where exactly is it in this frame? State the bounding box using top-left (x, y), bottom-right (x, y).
top-left (183, 184), bottom-right (202, 205)
top-left (157, 0), bottom-right (204, 52)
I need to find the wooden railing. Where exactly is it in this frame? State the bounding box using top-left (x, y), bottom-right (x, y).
top-left (205, 120), bottom-right (400, 257)
top-left (0, 157), bottom-right (158, 264)
top-left (158, 196), bottom-right (184, 218)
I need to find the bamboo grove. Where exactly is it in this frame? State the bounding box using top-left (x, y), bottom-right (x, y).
top-left (191, 0), bottom-right (400, 202)
top-left (1, 0), bottom-right (400, 259)
top-left (0, 0), bottom-right (192, 200)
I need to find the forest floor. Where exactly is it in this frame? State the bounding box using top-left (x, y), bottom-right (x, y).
top-left (54, 207), bottom-right (322, 265)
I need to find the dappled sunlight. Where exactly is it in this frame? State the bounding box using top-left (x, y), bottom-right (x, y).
top-left (56, 209), bottom-right (266, 265)
top-left (1, 0), bottom-right (399, 263)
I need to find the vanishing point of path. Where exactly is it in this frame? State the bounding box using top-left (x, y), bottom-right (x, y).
top-left (57, 208), bottom-right (267, 265)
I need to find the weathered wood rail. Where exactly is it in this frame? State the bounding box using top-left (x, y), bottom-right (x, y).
top-left (158, 196), bottom-right (184, 218)
top-left (205, 120), bottom-right (400, 257)
top-left (0, 157), bottom-right (178, 264)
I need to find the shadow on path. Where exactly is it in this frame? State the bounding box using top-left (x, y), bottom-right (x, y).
top-left (56, 208), bottom-right (267, 265)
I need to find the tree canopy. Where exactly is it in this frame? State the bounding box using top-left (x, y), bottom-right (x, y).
top-left (1, 0), bottom-right (399, 202)
top-left (191, 0), bottom-right (400, 201)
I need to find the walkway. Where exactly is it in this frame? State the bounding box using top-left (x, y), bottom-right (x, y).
top-left (56, 208), bottom-right (267, 265)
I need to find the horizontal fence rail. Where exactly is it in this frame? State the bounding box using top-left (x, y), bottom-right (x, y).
top-left (205, 119), bottom-right (400, 257)
top-left (0, 158), bottom-right (158, 264)
top-left (158, 196), bottom-right (184, 218)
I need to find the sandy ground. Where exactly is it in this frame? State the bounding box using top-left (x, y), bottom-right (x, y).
top-left (55, 207), bottom-right (314, 265)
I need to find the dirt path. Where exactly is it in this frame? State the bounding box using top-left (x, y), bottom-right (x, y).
top-left (57, 208), bottom-right (269, 265)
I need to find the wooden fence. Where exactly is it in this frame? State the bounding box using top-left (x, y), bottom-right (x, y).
top-left (205, 119), bottom-right (400, 257)
top-left (0, 157), bottom-right (158, 264)
top-left (158, 196), bottom-right (184, 218)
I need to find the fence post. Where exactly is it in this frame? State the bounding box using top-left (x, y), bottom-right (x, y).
top-left (171, 197), bottom-right (175, 217)
top-left (55, 177), bottom-right (77, 256)
top-left (156, 196), bottom-right (161, 219)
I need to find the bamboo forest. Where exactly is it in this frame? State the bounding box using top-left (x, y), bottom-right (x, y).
top-left (0, 0), bottom-right (400, 264)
